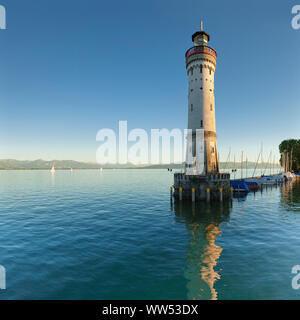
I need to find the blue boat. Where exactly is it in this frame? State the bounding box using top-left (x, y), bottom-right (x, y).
top-left (230, 180), bottom-right (250, 193)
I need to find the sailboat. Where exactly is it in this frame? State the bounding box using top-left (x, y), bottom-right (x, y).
top-left (51, 165), bottom-right (55, 173)
top-left (282, 150), bottom-right (295, 181)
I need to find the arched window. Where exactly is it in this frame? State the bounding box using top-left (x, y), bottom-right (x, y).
top-left (210, 104), bottom-right (213, 111)
top-left (200, 65), bottom-right (203, 73)
top-left (200, 120), bottom-right (203, 127)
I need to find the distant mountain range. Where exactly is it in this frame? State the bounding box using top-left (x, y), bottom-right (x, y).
top-left (0, 159), bottom-right (281, 170)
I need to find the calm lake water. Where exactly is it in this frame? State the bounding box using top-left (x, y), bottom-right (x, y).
top-left (0, 169), bottom-right (300, 300)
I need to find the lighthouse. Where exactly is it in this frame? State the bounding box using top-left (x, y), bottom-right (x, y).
top-left (185, 22), bottom-right (218, 175)
top-left (173, 23), bottom-right (230, 202)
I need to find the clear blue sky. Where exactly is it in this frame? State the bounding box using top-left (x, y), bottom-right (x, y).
top-left (0, 0), bottom-right (299, 163)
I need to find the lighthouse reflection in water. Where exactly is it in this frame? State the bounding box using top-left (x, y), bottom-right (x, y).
top-left (173, 200), bottom-right (231, 300)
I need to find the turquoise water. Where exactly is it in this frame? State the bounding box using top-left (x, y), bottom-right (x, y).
top-left (0, 169), bottom-right (300, 300)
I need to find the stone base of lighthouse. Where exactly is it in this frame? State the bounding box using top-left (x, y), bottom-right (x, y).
top-left (173, 173), bottom-right (231, 201)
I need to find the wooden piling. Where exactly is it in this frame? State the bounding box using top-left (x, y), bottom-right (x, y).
top-left (206, 188), bottom-right (210, 202)
top-left (170, 186), bottom-right (173, 199)
top-left (219, 188), bottom-right (223, 202)
top-left (192, 188), bottom-right (195, 202)
top-left (179, 187), bottom-right (183, 201)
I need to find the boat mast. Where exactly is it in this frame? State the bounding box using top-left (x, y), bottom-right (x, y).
top-left (246, 155), bottom-right (248, 179)
top-left (225, 147), bottom-right (231, 172)
top-left (234, 154), bottom-right (236, 180)
top-left (241, 151), bottom-right (243, 179)
top-left (261, 143), bottom-right (264, 176)
top-left (263, 151), bottom-right (271, 176)
top-left (269, 151), bottom-right (272, 175)
top-left (252, 146), bottom-right (262, 178)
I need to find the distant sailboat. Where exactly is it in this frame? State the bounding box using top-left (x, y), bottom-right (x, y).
top-left (70, 167), bottom-right (73, 172)
top-left (100, 168), bottom-right (103, 172)
top-left (51, 165), bottom-right (55, 173)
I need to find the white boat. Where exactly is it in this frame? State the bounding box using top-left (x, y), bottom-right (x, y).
top-left (51, 165), bottom-right (55, 173)
top-left (245, 173), bottom-right (284, 187)
top-left (282, 172), bottom-right (295, 181)
top-left (260, 174), bottom-right (283, 185)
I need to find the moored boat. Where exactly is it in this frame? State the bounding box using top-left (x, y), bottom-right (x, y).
top-left (244, 181), bottom-right (259, 191)
top-left (230, 180), bottom-right (250, 193)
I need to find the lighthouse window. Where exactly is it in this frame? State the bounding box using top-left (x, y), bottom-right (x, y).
top-left (200, 87), bottom-right (203, 90)
top-left (191, 104), bottom-right (193, 112)
top-left (211, 146), bottom-right (215, 153)
top-left (209, 69), bottom-right (212, 75)
top-left (200, 65), bottom-right (203, 73)
top-left (200, 120), bottom-right (203, 127)
top-left (210, 104), bottom-right (213, 111)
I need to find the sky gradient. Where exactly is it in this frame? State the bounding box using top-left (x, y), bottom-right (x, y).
top-left (0, 0), bottom-right (299, 163)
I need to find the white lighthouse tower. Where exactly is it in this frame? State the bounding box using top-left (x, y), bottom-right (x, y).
top-left (185, 22), bottom-right (219, 175)
top-left (173, 23), bottom-right (230, 201)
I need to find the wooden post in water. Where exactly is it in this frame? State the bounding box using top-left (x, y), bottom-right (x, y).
top-left (192, 188), bottom-right (195, 202)
top-left (206, 188), bottom-right (210, 202)
top-left (219, 188), bottom-right (223, 202)
top-left (170, 186), bottom-right (173, 199)
top-left (179, 187), bottom-right (183, 201)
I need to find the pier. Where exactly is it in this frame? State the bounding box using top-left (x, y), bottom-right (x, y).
top-left (172, 172), bottom-right (299, 202)
top-left (173, 172), bottom-right (231, 201)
